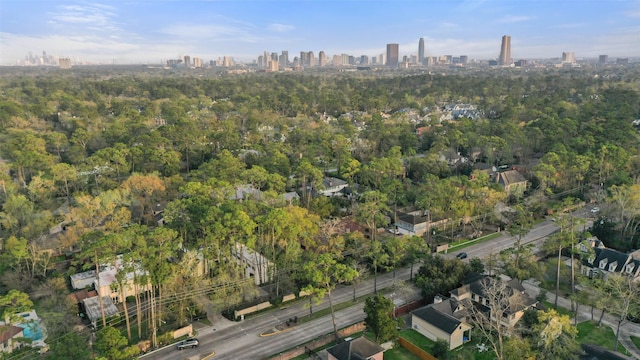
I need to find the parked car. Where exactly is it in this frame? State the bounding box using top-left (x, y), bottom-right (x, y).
top-left (177, 338), bottom-right (199, 350)
top-left (387, 228), bottom-right (401, 235)
top-left (456, 252), bottom-right (468, 260)
top-left (590, 207), bottom-right (600, 214)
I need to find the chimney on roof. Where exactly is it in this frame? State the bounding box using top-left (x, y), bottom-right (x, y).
top-left (434, 295), bottom-right (444, 304)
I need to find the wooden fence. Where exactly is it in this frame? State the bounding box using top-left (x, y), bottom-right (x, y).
top-left (398, 337), bottom-right (438, 360)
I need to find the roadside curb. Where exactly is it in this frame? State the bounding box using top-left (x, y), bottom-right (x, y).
top-left (260, 326), bottom-right (296, 337)
top-left (201, 351), bottom-right (215, 359)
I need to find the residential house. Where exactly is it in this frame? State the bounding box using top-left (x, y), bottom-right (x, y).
top-left (281, 191), bottom-right (300, 205)
top-left (450, 276), bottom-right (537, 328)
top-left (494, 169), bottom-right (528, 197)
top-left (411, 296), bottom-right (472, 350)
top-left (0, 310), bottom-right (47, 353)
top-left (394, 209), bottom-right (429, 236)
top-left (438, 150), bottom-right (467, 166)
top-left (231, 243), bottom-right (274, 285)
top-left (318, 177), bottom-right (348, 197)
top-left (581, 247), bottom-right (640, 281)
top-left (70, 255), bottom-right (151, 304)
top-left (0, 325), bottom-right (24, 353)
top-left (326, 336), bottom-right (385, 360)
top-left (576, 236), bottom-right (606, 254)
top-left (82, 296), bottom-right (120, 329)
top-left (230, 184), bottom-right (264, 201)
top-left (393, 208), bottom-right (447, 237)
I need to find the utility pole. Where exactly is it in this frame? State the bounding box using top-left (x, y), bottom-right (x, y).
top-left (151, 295), bottom-right (157, 348)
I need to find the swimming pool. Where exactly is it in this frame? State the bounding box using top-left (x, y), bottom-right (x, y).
top-left (21, 320), bottom-right (44, 341)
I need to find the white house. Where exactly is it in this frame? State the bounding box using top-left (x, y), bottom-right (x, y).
top-left (231, 243), bottom-right (274, 285)
top-left (70, 255), bottom-right (151, 304)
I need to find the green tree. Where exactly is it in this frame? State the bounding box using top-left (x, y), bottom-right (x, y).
top-left (301, 253), bottom-right (358, 342)
top-left (405, 235), bottom-right (429, 280)
top-left (604, 274), bottom-right (640, 351)
top-left (384, 235), bottom-right (407, 283)
top-left (503, 337), bottom-right (535, 360)
top-left (1, 129), bottom-right (55, 186)
top-left (47, 331), bottom-right (91, 360)
top-left (94, 327), bottom-right (140, 360)
top-left (499, 244), bottom-right (543, 281)
top-left (142, 227), bottom-right (179, 348)
top-left (0, 290), bottom-right (34, 325)
top-left (363, 293), bottom-right (399, 343)
top-left (533, 309), bottom-right (580, 359)
top-left (414, 254), bottom-right (471, 302)
top-left (432, 339), bottom-right (451, 359)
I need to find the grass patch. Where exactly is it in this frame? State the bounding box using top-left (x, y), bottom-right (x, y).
top-left (577, 321), bottom-right (631, 356)
top-left (447, 232), bottom-right (502, 251)
top-left (384, 346), bottom-right (422, 360)
top-left (399, 329), bottom-right (436, 353)
top-left (631, 336), bottom-right (640, 350)
top-left (458, 331), bottom-right (497, 360)
top-left (541, 300), bottom-right (573, 317)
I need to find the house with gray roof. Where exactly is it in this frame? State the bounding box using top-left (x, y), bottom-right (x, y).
top-left (494, 169), bottom-right (528, 197)
top-left (318, 177), bottom-right (348, 197)
top-left (411, 296), bottom-right (472, 350)
top-left (326, 336), bottom-right (384, 360)
top-left (581, 247), bottom-right (640, 281)
top-left (451, 276), bottom-right (537, 328)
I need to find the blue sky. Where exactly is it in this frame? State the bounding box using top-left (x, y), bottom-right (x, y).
top-left (1, 0), bottom-right (639, 65)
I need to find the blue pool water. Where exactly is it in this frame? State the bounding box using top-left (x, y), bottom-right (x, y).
top-left (21, 320), bottom-right (44, 341)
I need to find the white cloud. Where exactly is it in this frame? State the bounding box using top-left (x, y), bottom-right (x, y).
top-left (268, 23), bottom-right (294, 32)
top-left (48, 3), bottom-right (122, 34)
top-left (498, 15), bottom-right (535, 24)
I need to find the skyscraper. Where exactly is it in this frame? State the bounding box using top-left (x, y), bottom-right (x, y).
top-left (499, 35), bottom-right (511, 65)
top-left (599, 55), bottom-right (608, 65)
top-left (418, 38), bottom-right (425, 64)
top-left (318, 51), bottom-right (326, 67)
top-left (386, 43), bottom-right (399, 67)
top-left (562, 52), bottom-right (575, 64)
top-left (308, 51), bottom-right (315, 67)
top-left (300, 51), bottom-right (309, 67)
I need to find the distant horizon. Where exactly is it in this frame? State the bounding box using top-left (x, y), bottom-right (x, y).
top-left (2, 0), bottom-right (639, 66)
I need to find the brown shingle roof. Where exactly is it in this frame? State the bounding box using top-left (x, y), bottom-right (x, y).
top-left (0, 325), bottom-right (24, 343)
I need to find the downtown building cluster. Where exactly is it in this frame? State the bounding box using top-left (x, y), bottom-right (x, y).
top-left (253, 38), bottom-right (471, 72)
top-left (16, 35), bottom-right (633, 69)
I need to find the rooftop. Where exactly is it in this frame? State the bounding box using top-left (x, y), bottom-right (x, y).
top-left (82, 296), bottom-right (119, 322)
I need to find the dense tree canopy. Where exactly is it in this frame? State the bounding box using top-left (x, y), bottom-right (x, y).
top-left (0, 65), bottom-right (639, 358)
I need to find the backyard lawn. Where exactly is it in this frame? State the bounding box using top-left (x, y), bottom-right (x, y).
top-left (399, 329), bottom-right (436, 353)
top-left (383, 346), bottom-right (422, 360)
top-left (577, 321), bottom-right (631, 356)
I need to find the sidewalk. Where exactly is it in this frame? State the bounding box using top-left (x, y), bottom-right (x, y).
top-left (523, 280), bottom-right (640, 359)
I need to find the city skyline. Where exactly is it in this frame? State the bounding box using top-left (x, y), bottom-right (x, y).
top-left (1, 0), bottom-right (640, 66)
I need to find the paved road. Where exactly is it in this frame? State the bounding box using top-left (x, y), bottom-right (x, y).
top-left (142, 214), bottom-right (639, 360)
top-left (142, 264), bottom-right (420, 360)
